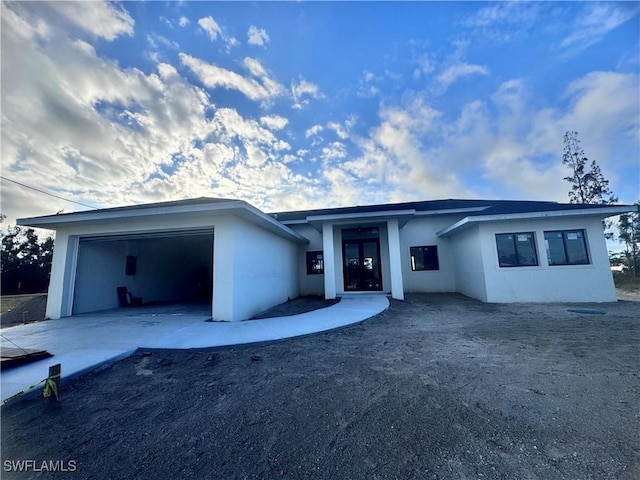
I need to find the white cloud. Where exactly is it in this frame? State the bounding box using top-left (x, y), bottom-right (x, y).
top-left (3, 1), bottom-right (134, 42)
top-left (147, 33), bottom-right (179, 50)
top-left (198, 16), bottom-right (222, 41)
top-left (180, 54), bottom-right (284, 104)
top-left (305, 125), bottom-right (324, 138)
top-left (178, 16), bottom-right (190, 28)
top-left (561, 3), bottom-right (638, 53)
top-left (321, 142), bottom-right (347, 161)
top-left (260, 115), bottom-right (289, 131)
top-left (438, 62), bottom-right (489, 88)
top-left (1, 3), bottom-right (313, 222)
top-left (291, 77), bottom-right (324, 109)
top-left (248, 25), bottom-right (270, 47)
top-left (465, 2), bottom-right (541, 28)
top-left (197, 15), bottom-right (238, 51)
top-left (327, 122), bottom-right (349, 140)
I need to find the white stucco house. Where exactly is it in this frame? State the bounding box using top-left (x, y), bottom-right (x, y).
top-left (18, 198), bottom-right (634, 321)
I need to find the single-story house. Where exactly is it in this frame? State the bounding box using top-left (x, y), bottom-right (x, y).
top-left (18, 198), bottom-right (634, 321)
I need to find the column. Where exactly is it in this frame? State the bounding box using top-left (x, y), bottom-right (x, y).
top-left (387, 218), bottom-right (404, 300)
top-left (322, 222), bottom-right (336, 299)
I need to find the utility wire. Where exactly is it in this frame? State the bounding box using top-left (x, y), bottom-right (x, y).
top-left (0, 176), bottom-right (98, 210)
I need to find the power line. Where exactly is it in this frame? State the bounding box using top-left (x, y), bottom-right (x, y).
top-left (0, 176), bottom-right (98, 210)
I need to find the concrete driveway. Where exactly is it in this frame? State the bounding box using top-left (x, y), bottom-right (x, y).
top-left (1, 295), bottom-right (388, 403)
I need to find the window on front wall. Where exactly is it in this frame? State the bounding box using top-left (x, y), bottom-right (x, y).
top-left (306, 251), bottom-right (324, 274)
top-left (544, 230), bottom-right (589, 265)
top-left (410, 245), bottom-right (439, 271)
top-left (495, 232), bottom-right (538, 267)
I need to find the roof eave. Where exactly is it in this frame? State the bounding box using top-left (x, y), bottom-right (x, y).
top-left (17, 200), bottom-right (308, 245)
top-left (437, 205), bottom-right (635, 237)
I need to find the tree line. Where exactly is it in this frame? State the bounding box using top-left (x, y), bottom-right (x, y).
top-left (1, 131), bottom-right (638, 295)
top-left (1, 215), bottom-right (54, 295)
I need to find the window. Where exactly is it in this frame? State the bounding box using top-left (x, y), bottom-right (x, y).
top-left (495, 232), bottom-right (538, 267)
top-left (410, 246), bottom-right (439, 271)
top-left (544, 230), bottom-right (589, 265)
top-left (306, 251), bottom-right (324, 274)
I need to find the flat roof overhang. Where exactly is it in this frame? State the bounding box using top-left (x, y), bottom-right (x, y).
top-left (436, 205), bottom-right (636, 237)
top-left (282, 209), bottom-right (417, 232)
top-left (18, 200), bottom-right (309, 245)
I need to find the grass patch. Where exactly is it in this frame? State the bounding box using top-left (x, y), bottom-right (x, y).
top-left (613, 273), bottom-right (640, 291)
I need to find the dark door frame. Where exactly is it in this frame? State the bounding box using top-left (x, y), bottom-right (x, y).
top-left (341, 235), bottom-right (383, 292)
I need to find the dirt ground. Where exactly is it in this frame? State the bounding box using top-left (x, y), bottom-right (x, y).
top-left (1, 293), bottom-right (639, 479)
top-left (0, 295), bottom-right (47, 329)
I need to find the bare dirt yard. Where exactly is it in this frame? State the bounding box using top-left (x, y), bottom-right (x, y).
top-left (1, 294), bottom-right (639, 479)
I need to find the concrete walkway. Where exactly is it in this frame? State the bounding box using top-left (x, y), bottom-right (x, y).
top-left (1, 294), bottom-right (388, 403)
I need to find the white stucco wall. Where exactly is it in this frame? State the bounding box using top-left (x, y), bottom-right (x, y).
top-left (478, 217), bottom-right (616, 303)
top-left (212, 216), bottom-right (299, 321)
top-left (45, 232), bottom-right (79, 319)
top-left (291, 224), bottom-right (325, 296)
top-left (449, 224), bottom-right (488, 301)
top-left (399, 215), bottom-right (458, 293)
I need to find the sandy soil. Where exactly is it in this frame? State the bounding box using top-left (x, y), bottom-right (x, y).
top-left (1, 294), bottom-right (639, 479)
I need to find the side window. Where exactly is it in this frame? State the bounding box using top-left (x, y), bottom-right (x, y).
top-left (544, 230), bottom-right (589, 265)
top-left (410, 246), bottom-right (439, 271)
top-left (306, 251), bottom-right (324, 275)
top-left (495, 233), bottom-right (538, 267)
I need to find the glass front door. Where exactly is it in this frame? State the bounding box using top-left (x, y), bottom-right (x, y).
top-left (342, 228), bottom-right (382, 291)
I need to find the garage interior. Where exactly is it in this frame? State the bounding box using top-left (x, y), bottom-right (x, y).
top-left (72, 229), bottom-right (214, 315)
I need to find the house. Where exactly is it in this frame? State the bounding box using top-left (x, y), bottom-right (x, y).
top-left (18, 198), bottom-right (634, 321)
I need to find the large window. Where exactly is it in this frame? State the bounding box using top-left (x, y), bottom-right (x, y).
top-left (544, 230), bottom-right (589, 265)
top-left (410, 246), bottom-right (439, 271)
top-left (306, 251), bottom-right (324, 274)
top-left (495, 232), bottom-right (538, 267)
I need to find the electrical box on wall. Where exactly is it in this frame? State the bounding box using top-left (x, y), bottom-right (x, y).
top-left (125, 255), bottom-right (137, 276)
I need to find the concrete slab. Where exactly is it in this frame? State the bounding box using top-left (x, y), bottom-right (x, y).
top-left (1, 295), bottom-right (388, 403)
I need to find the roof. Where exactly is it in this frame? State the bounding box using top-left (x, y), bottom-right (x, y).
top-left (270, 199), bottom-right (635, 223)
top-left (18, 197), bottom-right (635, 240)
top-left (17, 197), bottom-right (309, 244)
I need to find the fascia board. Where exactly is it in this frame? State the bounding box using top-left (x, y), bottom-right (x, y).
top-left (305, 209), bottom-right (416, 232)
top-left (437, 205), bottom-right (636, 237)
top-left (17, 201), bottom-right (248, 228)
top-left (18, 200), bottom-right (308, 244)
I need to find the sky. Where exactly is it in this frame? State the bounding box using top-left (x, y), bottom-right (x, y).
top-left (1, 1), bottom-right (639, 228)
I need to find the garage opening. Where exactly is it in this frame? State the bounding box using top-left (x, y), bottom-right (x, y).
top-left (72, 229), bottom-right (214, 315)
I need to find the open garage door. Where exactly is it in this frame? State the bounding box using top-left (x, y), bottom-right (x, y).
top-left (72, 229), bottom-right (214, 315)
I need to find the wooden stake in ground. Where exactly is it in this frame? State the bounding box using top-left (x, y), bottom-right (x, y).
top-left (43, 364), bottom-right (61, 405)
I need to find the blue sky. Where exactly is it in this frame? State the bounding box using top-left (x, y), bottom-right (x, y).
top-left (1, 1), bottom-right (639, 226)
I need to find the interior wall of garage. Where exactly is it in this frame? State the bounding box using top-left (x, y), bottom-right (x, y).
top-left (73, 233), bottom-right (213, 314)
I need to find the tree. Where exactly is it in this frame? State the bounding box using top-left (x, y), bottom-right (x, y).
top-left (562, 131), bottom-right (618, 205)
top-left (0, 223), bottom-right (54, 295)
top-left (562, 130), bottom-right (618, 240)
top-left (617, 203), bottom-right (640, 277)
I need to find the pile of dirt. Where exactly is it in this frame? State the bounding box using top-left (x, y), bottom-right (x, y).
top-left (0, 295), bottom-right (47, 329)
top-left (1, 294), bottom-right (638, 479)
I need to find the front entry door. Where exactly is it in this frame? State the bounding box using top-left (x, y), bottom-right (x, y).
top-left (342, 229), bottom-right (382, 291)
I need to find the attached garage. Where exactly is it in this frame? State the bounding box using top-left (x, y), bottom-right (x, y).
top-left (19, 198), bottom-right (308, 321)
top-left (73, 230), bottom-right (214, 315)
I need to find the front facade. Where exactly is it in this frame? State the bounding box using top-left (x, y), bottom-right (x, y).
top-left (19, 198), bottom-right (634, 321)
